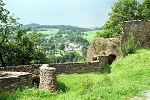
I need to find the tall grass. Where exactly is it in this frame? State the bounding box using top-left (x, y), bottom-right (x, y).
top-left (1, 49), bottom-right (150, 100)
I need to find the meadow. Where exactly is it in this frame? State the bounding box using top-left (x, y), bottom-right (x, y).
top-left (29, 28), bottom-right (100, 43)
top-left (83, 30), bottom-right (101, 43)
top-left (1, 49), bottom-right (150, 100)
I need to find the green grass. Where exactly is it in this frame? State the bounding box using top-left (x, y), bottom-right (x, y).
top-left (41, 29), bottom-right (59, 34)
top-left (40, 29), bottom-right (59, 39)
top-left (83, 30), bottom-right (101, 43)
top-left (28, 29), bottom-right (59, 39)
top-left (1, 49), bottom-right (150, 100)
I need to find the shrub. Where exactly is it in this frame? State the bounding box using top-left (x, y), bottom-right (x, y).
top-left (121, 33), bottom-right (138, 57)
top-left (80, 76), bottom-right (94, 90)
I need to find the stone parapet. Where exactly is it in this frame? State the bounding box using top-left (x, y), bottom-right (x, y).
top-left (0, 60), bottom-right (108, 76)
top-left (49, 60), bottom-right (106, 74)
top-left (0, 64), bottom-right (41, 76)
top-left (39, 64), bottom-right (57, 92)
top-left (0, 71), bottom-right (32, 93)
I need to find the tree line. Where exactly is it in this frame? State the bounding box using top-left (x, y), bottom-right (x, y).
top-left (22, 24), bottom-right (92, 32)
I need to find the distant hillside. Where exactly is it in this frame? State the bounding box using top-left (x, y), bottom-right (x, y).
top-left (21, 23), bottom-right (102, 63)
top-left (21, 23), bottom-right (95, 32)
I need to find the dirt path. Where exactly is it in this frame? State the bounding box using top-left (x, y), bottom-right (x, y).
top-left (130, 90), bottom-right (150, 100)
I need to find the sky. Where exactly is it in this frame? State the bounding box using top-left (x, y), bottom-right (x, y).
top-left (4, 0), bottom-right (143, 28)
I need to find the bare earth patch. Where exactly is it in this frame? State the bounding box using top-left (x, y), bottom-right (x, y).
top-left (130, 90), bottom-right (150, 100)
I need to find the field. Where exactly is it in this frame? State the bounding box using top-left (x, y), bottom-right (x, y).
top-left (41, 29), bottom-right (59, 39)
top-left (83, 30), bottom-right (101, 43)
top-left (1, 49), bottom-right (150, 100)
top-left (28, 29), bottom-right (100, 43)
top-left (28, 29), bottom-right (59, 39)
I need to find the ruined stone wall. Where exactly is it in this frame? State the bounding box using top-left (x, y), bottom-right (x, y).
top-left (86, 38), bottom-right (121, 62)
top-left (0, 72), bottom-right (32, 92)
top-left (50, 62), bottom-right (100, 74)
top-left (0, 58), bottom-right (108, 92)
top-left (50, 56), bottom-right (108, 74)
top-left (0, 64), bottom-right (41, 76)
top-left (0, 56), bottom-right (108, 75)
top-left (122, 20), bottom-right (150, 48)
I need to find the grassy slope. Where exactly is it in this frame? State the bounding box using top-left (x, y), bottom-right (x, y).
top-left (1, 49), bottom-right (150, 100)
top-left (40, 29), bottom-right (59, 39)
top-left (39, 29), bottom-right (59, 34)
top-left (28, 29), bottom-right (59, 39)
top-left (83, 30), bottom-right (101, 43)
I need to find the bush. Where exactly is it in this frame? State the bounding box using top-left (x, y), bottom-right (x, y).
top-left (80, 76), bottom-right (94, 90)
top-left (121, 33), bottom-right (138, 57)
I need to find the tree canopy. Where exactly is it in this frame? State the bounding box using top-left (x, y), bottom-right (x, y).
top-left (95, 0), bottom-right (150, 38)
top-left (0, 0), bottom-right (47, 66)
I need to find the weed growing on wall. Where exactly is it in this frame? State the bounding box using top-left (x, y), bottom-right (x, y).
top-left (121, 33), bottom-right (137, 57)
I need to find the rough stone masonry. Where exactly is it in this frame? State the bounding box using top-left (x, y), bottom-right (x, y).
top-left (122, 20), bottom-right (150, 49)
top-left (39, 64), bottom-right (57, 92)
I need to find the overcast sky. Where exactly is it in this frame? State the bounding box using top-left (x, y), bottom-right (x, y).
top-left (4, 0), bottom-right (143, 28)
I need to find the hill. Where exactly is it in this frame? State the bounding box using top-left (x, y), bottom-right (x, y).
top-left (21, 23), bottom-right (92, 32)
top-left (1, 49), bottom-right (150, 99)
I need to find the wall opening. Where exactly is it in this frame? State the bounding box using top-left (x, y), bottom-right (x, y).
top-left (32, 76), bottom-right (40, 88)
top-left (108, 54), bottom-right (116, 65)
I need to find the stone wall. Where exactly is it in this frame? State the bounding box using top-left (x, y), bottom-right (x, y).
top-left (0, 57), bottom-right (108, 92)
top-left (0, 56), bottom-right (108, 75)
top-left (0, 71), bottom-right (32, 92)
top-left (86, 38), bottom-right (121, 62)
top-left (122, 20), bottom-right (150, 48)
top-left (0, 64), bottom-right (41, 76)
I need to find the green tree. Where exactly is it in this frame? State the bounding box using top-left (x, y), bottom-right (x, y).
top-left (2, 29), bottom-right (47, 65)
top-left (140, 0), bottom-right (150, 19)
top-left (68, 52), bottom-right (76, 62)
top-left (0, 0), bottom-right (47, 65)
top-left (0, 0), bottom-right (21, 44)
top-left (58, 43), bottom-right (65, 50)
top-left (50, 43), bottom-right (55, 50)
top-left (82, 46), bottom-right (87, 60)
top-left (0, 0), bottom-right (22, 66)
top-left (95, 0), bottom-right (140, 38)
top-left (33, 48), bottom-right (47, 64)
top-left (74, 53), bottom-right (84, 62)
